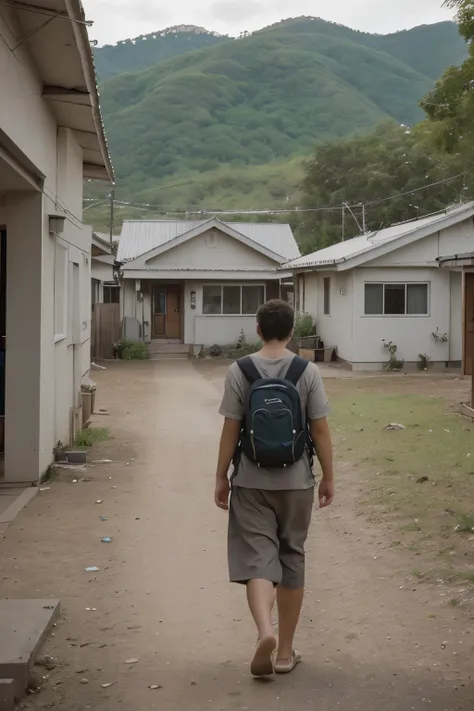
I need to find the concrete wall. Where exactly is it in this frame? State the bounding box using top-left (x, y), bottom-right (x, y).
top-left (144, 229), bottom-right (278, 270)
top-left (450, 271), bottom-right (463, 363)
top-left (0, 9), bottom-right (93, 481)
top-left (0, 10), bottom-right (57, 188)
top-left (92, 256), bottom-right (114, 284)
top-left (352, 267), bottom-right (452, 368)
top-left (302, 271), bottom-right (354, 362)
top-left (122, 279), bottom-right (276, 346)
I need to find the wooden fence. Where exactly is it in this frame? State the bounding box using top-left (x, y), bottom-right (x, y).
top-left (91, 303), bottom-right (121, 359)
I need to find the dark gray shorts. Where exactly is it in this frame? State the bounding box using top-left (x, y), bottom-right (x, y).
top-left (228, 486), bottom-right (314, 589)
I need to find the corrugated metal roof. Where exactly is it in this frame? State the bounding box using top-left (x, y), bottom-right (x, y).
top-left (117, 219), bottom-right (300, 263)
top-left (285, 203), bottom-right (474, 270)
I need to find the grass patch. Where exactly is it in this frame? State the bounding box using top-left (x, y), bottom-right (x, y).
top-left (329, 391), bottom-right (474, 586)
top-left (75, 427), bottom-right (109, 448)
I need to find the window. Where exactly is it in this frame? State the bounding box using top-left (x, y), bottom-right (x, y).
top-left (203, 286), bottom-right (222, 314)
top-left (223, 286), bottom-right (241, 315)
top-left (54, 240), bottom-right (67, 340)
top-left (202, 285), bottom-right (265, 315)
top-left (364, 283), bottom-right (429, 316)
top-left (103, 283), bottom-right (120, 304)
top-left (242, 285), bottom-right (265, 315)
top-left (323, 277), bottom-right (331, 315)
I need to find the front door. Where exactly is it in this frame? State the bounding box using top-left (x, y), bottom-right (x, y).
top-left (152, 284), bottom-right (182, 340)
top-left (465, 273), bottom-right (474, 375)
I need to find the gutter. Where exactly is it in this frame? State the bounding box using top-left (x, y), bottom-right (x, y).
top-left (279, 257), bottom-right (346, 271)
top-left (65, 0), bottom-right (114, 183)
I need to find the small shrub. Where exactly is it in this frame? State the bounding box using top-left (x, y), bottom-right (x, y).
top-left (233, 330), bottom-right (261, 357)
top-left (418, 353), bottom-right (430, 371)
top-left (75, 427), bottom-right (109, 448)
top-left (121, 341), bottom-right (148, 360)
top-left (383, 340), bottom-right (404, 371)
top-left (294, 312), bottom-right (315, 339)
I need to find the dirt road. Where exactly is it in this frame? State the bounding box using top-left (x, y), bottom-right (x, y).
top-left (0, 361), bottom-right (473, 710)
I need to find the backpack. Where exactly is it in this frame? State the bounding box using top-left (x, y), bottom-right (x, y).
top-left (235, 355), bottom-right (315, 469)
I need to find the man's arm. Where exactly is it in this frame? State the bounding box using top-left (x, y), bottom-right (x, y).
top-left (310, 417), bottom-right (335, 508)
top-left (215, 418), bottom-right (241, 510)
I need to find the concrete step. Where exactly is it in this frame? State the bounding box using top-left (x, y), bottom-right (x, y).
top-left (0, 599), bottom-right (60, 709)
top-left (148, 353), bottom-right (189, 361)
top-left (147, 343), bottom-right (189, 355)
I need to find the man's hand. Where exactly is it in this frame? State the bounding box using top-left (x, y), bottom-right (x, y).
top-left (319, 478), bottom-right (335, 508)
top-left (215, 477), bottom-right (230, 511)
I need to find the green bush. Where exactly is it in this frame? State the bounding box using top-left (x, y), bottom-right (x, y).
top-left (118, 340), bottom-right (149, 360)
top-left (293, 312), bottom-right (315, 338)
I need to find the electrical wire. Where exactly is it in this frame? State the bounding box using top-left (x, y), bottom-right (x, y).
top-left (12, 14), bottom-right (53, 50)
top-left (0, 1), bottom-right (93, 26)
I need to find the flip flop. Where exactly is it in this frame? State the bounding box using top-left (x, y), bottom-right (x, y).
top-left (274, 651), bottom-right (302, 674)
top-left (250, 634), bottom-right (277, 677)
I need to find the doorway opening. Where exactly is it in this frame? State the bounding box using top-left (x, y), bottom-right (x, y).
top-left (152, 283), bottom-right (183, 340)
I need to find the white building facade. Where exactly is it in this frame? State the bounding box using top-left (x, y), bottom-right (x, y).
top-left (0, 1), bottom-right (112, 483)
top-left (287, 204), bottom-right (474, 372)
top-left (118, 219), bottom-right (299, 349)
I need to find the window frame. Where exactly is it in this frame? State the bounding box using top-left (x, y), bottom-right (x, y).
top-left (323, 277), bottom-right (331, 316)
top-left (202, 283), bottom-right (266, 316)
top-left (54, 238), bottom-right (68, 343)
top-left (364, 281), bottom-right (430, 317)
top-left (103, 282), bottom-right (120, 304)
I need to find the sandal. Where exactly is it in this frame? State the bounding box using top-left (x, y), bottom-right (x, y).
top-left (274, 651), bottom-right (302, 674)
top-left (250, 635), bottom-right (277, 677)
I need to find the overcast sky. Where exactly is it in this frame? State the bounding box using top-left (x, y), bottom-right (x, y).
top-left (82, 0), bottom-right (454, 47)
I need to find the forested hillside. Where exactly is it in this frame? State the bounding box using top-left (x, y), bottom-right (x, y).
top-left (86, 16), bottom-right (470, 243)
top-left (96, 18), bottom-right (466, 201)
top-left (94, 25), bottom-right (228, 78)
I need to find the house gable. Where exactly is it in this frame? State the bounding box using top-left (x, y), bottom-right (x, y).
top-left (144, 228), bottom-right (279, 271)
top-left (361, 218), bottom-right (474, 269)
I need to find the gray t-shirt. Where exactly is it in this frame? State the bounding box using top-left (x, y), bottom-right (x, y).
top-left (219, 353), bottom-right (330, 490)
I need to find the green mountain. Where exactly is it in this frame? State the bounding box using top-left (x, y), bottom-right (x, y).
top-left (95, 18), bottom-right (467, 213)
top-left (94, 25), bottom-right (229, 78)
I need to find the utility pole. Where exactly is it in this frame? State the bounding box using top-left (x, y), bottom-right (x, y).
top-left (341, 204), bottom-right (345, 242)
top-left (362, 203), bottom-right (366, 233)
top-left (109, 185), bottom-right (115, 245)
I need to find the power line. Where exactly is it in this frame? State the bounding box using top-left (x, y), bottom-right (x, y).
top-left (0, 1), bottom-right (93, 26)
top-left (105, 171), bottom-right (465, 216)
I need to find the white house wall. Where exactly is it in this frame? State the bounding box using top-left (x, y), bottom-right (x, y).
top-left (353, 267), bottom-right (453, 367)
top-left (450, 271), bottom-right (463, 362)
top-left (145, 229), bottom-right (279, 270)
top-left (367, 219), bottom-right (474, 268)
top-left (92, 256), bottom-right (115, 283)
top-left (184, 282), bottom-right (260, 346)
top-left (1, 6), bottom-right (94, 482)
top-left (302, 271), bottom-right (354, 363)
top-left (0, 8), bottom-right (58, 184)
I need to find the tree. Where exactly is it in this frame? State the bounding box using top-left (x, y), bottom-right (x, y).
top-left (297, 122), bottom-right (462, 253)
top-left (443, 1), bottom-right (474, 41)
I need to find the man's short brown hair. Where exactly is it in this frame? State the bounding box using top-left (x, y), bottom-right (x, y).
top-left (257, 299), bottom-right (295, 342)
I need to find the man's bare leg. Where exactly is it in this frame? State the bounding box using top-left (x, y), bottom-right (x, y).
top-left (276, 586), bottom-right (304, 663)
top-left (247, 579), bottom-right (277, 676)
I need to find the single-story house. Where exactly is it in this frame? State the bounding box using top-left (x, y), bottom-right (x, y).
top-left (284, 202), bottom-right (474, 372)
top-left (117, 218), bottom-right (299, 348)
top-left (91, 232), bottom-right (119, 305)
top-left (0, 1), bottom-right (113, 483)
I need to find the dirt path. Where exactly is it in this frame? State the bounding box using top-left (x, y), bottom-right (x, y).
top-left (0, 361), bottom-right (473, 710)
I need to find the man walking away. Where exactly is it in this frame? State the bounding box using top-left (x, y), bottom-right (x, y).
top-left (215, 299), bottom-right (334, 677)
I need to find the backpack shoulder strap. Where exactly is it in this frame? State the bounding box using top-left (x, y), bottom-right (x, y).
top-left (237, 356), bottom-right (262, 386)
top-left (285, 355), bottom-right (310, 386)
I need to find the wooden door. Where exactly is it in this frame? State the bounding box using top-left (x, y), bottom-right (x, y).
top-left (465, 274), bottom-right (474, 376)
top-left (166, 285), bottom-right (181, 340)
top-left (152, 284), bottom-right (182, 340)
